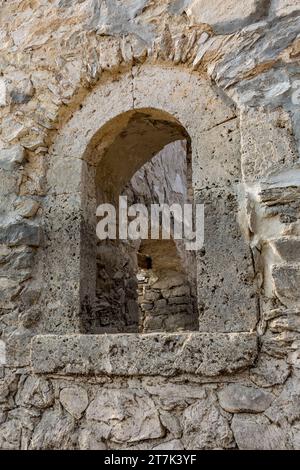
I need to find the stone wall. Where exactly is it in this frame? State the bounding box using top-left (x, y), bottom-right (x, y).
top-left (0, 0), bottom-right (300, 450)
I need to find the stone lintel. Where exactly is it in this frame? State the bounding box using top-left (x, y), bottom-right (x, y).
top-left (31, 332), bottom-right (257, 377)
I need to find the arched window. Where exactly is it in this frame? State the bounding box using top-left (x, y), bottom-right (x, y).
top-left (32, 66), bottom-right (258, 375)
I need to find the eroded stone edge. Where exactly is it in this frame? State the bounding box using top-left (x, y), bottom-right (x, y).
top-left (30, 332), bottom-right (258, 377)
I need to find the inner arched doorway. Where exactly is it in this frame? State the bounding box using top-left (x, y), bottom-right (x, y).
top-left (81, 109), bottom-right (197, 333)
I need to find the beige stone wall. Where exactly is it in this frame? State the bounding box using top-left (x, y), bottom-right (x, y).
top-left (0, 0), bottom-right (300, 450)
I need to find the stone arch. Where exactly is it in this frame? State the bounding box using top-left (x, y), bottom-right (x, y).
top-left (43, 64), bottom-right (258, 335)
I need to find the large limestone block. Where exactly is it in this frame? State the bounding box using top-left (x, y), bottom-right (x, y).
top-left (132, 66), bottom-right (236, 136)
top-left (193, 117), bottom-right (241, 188)
top-left (31, 332), bottom-right (257, 377)
top-left (42, 193), bottom-right (84, 334)
top-left (218, 384), bottom-right (274, 413)
top-left (240, 108), bottom-right (298, 182)
top-left (195, 187), bottom-right (258, 332)
top-left (186, 0), bottom-right (266, 34)
top-left (47, 156), bottom-right (85, 195)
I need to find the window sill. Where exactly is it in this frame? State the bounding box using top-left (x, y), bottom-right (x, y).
top-left (31, 332), bottom-right (257, 377)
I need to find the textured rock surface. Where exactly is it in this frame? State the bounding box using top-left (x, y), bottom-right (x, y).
top-left (0, 146), bottom-right (25, 171)
top-left (231, 414), bottom-right (290, 450)
top-left (181, 392), bottom-right (234, 449)
top-left (60, 386), bottom-right (88, 420)
top-left (86, 389), bottom-right (163, 443)
top-left (31, 332), bottom-right (257, 376)
top-left (29, 410), bottom-right (75, 450)
top-left (187, 0), bottom-right (267, 34)
top-left (218, 384), bottom-right (274, 413)
top-left (250, 354), bottom-right (291, 387)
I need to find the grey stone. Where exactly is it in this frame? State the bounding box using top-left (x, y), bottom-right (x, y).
top-left (19, 306), bottom-right (41, 328)
top-left (181, 392), bottom-right (234, 449)
top-left (260, 330), bottom-right (294, 358)
top-left (241, 108), bottom-right (298, 182)
top-left (0, 419), bottom-right (22, 450)
top-left (6, 327), bottom-right (34, 367)
top-left (186, 0), bottom-right (269, 34)
top-left (86, 389), bottom-right (163, 443)
top-left (140, 303), bottom-right (153, 311)
top-left (15, 376), bottom-right (54, 409)
top-left (193, 117), bottom-right (241, 188)
top-left (195, 187), bottom-right (258, 333)
top-left (60, 386), bottom-right (88, 419)
top-left (0, 145), bottom-right (25, 171)
top-left (272, 237), bottom-right (300, 263)
top-left (143, 290), bottom-right (160, 302)
top-left (29, 410), bottom-right (75, 450)
top-left (232, 414), bottom-right (290, 450)
top-left (265, 374), bottom-right (300, 424)
top-left (150, 274), bottom-right (188, 290)
top-left (31, 332), bottom-right (257, 377)
top-left (10, 79), bottom-right (35, 104)
top-left (250, 353), bottom-right (290, 387)
top-left (0, 169), bottom-right (18, 196)
top-left (86, 0), bottom-right (153, 43)
top-left (168, 296), bottom-right (190, 305)
top-left (0, 276), bottom-right (21, 309)
top-left (272, 264), bottom-right (300, 307)
top-left (78, 425), bottom-right (107, 450)
top-left (159, 410), bottom-right (182, 438)
top-left (218, 384), bottom-right (274, 413)
top-left (0, 222), bottom-right (42, 247)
